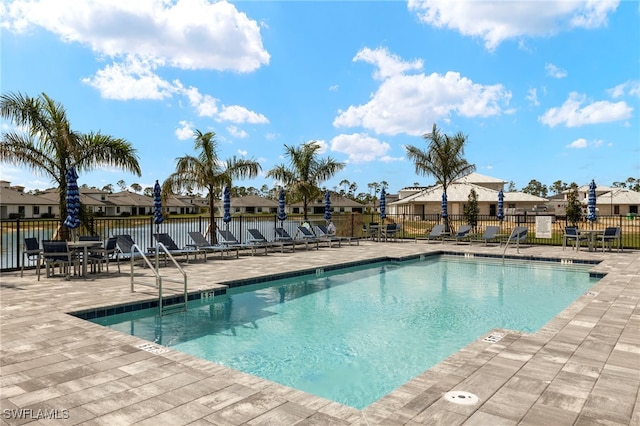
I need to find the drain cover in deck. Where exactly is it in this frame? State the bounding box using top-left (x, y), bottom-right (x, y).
top-left (444, 391), bottom-right (479, 405)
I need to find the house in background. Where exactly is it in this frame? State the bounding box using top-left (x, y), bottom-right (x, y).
top-left (0, 181), bottom-right (56, 219)
top-left (388, 173), bottom-right (548, 218)
top-left (289, 193), bottom-right (365, 216)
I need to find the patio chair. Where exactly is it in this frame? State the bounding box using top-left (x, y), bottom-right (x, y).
top-left (154, 233), bottom-right (199, 263)
top-left (316, 225), bottom-right (358, 247)
top-left (416, 224), bottom-right (446, 243)
top-left (444, 225), bottom-right (472, 244)
top-left (21, 237), bottom-right (42, 279)
top-left (217, 229), bottom-right (267, 256)
top-left (382, 223), bottom-right (402, 242)
top-left (275, 227), bottom-right (318, 251)
top-left (470, 226), bottom-right (501, 246)
top-left (600, 227), bottom-right (622, 252)
top-left (187, 231), bottom-right (239, 259)
top-left (563, 226), bottom-right (588, 251)
top-left (42, 241), bottom-right (79, 279)
top-left (361, 223), bottom-right (377, 240)
top-left (87, 236), bottom-right (120, 273)
top-left (247, 229), bottom-right (286, 253)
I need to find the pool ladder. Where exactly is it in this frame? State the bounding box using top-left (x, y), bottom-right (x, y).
top-left (129, 243), bottom-right (188, 316)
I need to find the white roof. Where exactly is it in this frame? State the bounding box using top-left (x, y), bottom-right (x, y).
top-left (454, 172), bottom-right (506, 185)
top-left (597, 189), bottom-right (640, 205)
top-left (390, 182), bottom-right (547, 205)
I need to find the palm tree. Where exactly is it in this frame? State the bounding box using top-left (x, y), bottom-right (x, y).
top-left (0, 92), bottom-right (141, 234)
top-left (405, 123), bottom-right (475, 231)
top-left (266, 141), bottom-right (345, 221)
top-left (162, 130), bottom-right (260, 244)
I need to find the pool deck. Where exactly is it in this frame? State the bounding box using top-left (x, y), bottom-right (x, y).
top-left (1, 240), bottom-right (638, 425)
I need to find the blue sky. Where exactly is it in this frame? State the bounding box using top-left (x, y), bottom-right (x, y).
top-left (1, 0), bottom-right (639, 196)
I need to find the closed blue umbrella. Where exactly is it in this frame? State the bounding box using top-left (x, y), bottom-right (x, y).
top-left (586, 179), bottom-right (597, 224)
top-left (223, 186), bottom-right (231, 226)
top-left (497, 189), bottom-right (504, 221)
top-left (153, 180), bottom-right (163, 232)
top-left (324, 190), bottom-right (332, 221)
top-left (379, 187), bottom-right (386, 220)
top-left (278, 189), bottom-right (287, 226)
top-left (63, 166), bottom-right (81, 240)
top-left (441, 192), bottom-right (448, 219)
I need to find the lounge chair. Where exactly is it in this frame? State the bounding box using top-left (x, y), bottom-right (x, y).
top-left (154, 233), bottom-right (199, 262)
top-left (297, 226), bottom-right (329, 248)
top-left (187, 231), bottom-right (239, 259)
top-left (416, 224), bottom-right (446, 243)
top-left (218, 229), bottom-right (267, 256)
top-left (504, 226), bottom-right (528, 250)
top-left (470, 226), bottom-right (501, 246)
top-left (115, 234), bottom-right (154, 265)
top-left (275, 227), bottom-right (318, 251)
top-left (600, 227), bottom-right (621, 252)
top-left (247, 229), bottom-right (286, 253)
top-left (316, 225), bottom-right (358, 246)
top-left (563, 226), bottom-right (588, 251)
top-left (21, 237), bottom-right (42, 279)
top-left (444, 225), bottom-right (472, 244)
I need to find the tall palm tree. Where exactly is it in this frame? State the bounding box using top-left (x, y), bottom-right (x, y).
top-left (0, 91), bottom-right (141, 234)
top-left (405, 123), bottom-right (475, 231)
top-left (267, 141), bottom-right (345, 221)
top-left (162, 130), bottom-right (261, 244)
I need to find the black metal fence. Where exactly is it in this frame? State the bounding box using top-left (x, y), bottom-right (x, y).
top-left (2, 212), bottom-right (638, 271)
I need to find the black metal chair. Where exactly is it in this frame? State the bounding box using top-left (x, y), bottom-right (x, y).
top-left (21, 237), bottom-right (42, 279)
top-left (42, 241), bottom-right (78, 279)
top-left (600, 227), bottom-right (622, 252)
top-left (563, 226), bottom-right (588, 250)
top-left (88, 236), bottom-right (120, 273)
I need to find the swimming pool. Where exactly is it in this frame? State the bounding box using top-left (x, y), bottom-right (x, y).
top-left (89, 256), bottom-right (600, 409)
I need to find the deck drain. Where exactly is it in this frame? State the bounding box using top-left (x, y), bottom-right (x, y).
top-left (482, 332), bottom-right (505, 343)
top-left (136, 343), bottom-right (169, 355)
top-left (444, 391), bottom-right (479, 405)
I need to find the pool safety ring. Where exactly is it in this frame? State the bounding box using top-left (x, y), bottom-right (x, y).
top-left (444, 391), bottom-right (479, 405)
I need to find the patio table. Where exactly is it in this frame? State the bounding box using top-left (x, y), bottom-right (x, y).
top-left (68, 240), bottom-right (103, 278)
top-left (578, 229), bottom-right (605, 252)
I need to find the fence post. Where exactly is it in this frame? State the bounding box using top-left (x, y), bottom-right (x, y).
top-left (16, 218), bottom-right (21, 270)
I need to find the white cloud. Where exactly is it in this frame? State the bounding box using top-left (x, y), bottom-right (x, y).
top-left (227, 126), bottom-right (248, 139)
top-left (567, 137), bottom-right (604, 149)
top-left (175, 120), bottom-right (194, 140)
top-left (545, 63), bottom-right (567, 79)
top-left (526, 88), bottom-right (540, 106)
top-left (237, 149), bottom-right (248, 156)
top-left (183, 87), bottom-right (220, 118)
top-left (218, 105), bottom-right (269, 124)
top-left (82, 56), bottom-right (178, 100)
top-left (312, 140), bottom-right (328, 154)
top-left (353, 47), bottom-right (423, 80)
top-left (567, 138), bottom-right (588, 148)
top-left (540, 92), bottom-right (633, 127)
top-left (407, 0), bottom-right (618, 50)
top-left (330, 133), bottom-right (392, 163)
top-left (329, 84), bottom-right (339, 92)
top-left (2, 0), bottom-right (270, 72)
top-left (334, 48), bottom-right (511, 136)
top-left (608, 80), bottom-right (640, 98)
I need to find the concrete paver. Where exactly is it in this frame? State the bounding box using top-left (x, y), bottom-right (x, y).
top-left (1, 240), bottom-right (638, 425)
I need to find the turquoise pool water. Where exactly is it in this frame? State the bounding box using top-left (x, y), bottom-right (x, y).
top-left (90, 256), bottom-right (599, 409)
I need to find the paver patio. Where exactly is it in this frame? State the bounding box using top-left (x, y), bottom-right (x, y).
top-left (1, 240), bottom-right (638, 425)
